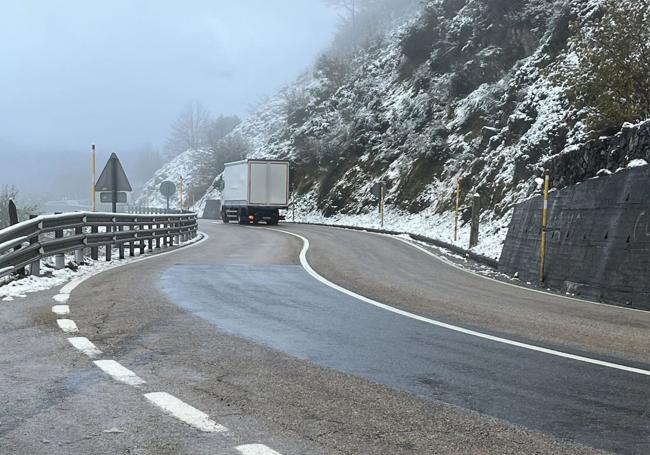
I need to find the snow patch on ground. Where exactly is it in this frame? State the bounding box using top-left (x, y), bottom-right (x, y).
top-left (0, 235), bottom-right (203, 302)
top-left (291, 192), bottom-right (509, 260)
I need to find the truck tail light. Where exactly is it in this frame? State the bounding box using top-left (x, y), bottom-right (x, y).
top-left (248, 215), bottom-right (255, 220)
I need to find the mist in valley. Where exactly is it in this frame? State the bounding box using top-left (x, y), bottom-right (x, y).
top-left (0, 0), bottom-right (342, 208)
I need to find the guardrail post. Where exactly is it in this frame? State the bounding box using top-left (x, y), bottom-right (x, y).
top-left (129, 224), bottom-right (135, 257)
top-left (75, 226), bottom-right (84, 263)
top-left (148, 221), bottom-right (154, 251)
top-left (106, 223), bottom-right (112, 262)
top-left (91, 226), bottom-right (98, 260)
top-left (55, 228), bottom-right (65, 270)
top-left (118, 225), bottom-right (125, 260)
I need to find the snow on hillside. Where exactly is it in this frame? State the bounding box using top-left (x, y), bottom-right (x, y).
top-left (136, 149), bottom-right (210, 209)
top-left (138, 0), bottom-right (619, 260)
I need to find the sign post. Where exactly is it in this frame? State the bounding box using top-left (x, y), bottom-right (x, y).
top-left (540, 170), bottom-right (551, 282)
top-left (95, 153), bottom-right (132, 213)
top-left (179, 176), bottom-right (184, 211)
top-left (91, 144), bottom-right (96, 212)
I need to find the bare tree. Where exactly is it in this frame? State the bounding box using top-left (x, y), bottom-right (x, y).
top-left (206, 115), bottom-right (241, 152)
top-left (165, 100), bottom-right (211, 158)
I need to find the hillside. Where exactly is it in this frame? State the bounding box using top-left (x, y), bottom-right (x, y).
top-left (138, 0), bottom-right (645, 259)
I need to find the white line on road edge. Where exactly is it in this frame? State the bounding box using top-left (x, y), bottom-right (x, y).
top-left (389, 235), bottom-right (650, 315)
top-left (53, 294), bottom-right (70, 303)
top-left (57, 319), bottom-right (79, 334)
top-left (68, 337), bottom-right (102, 358)
top-left (58, 232), bottom-right (209, 296)
top-left (144, 392), bottom-right (228, 433)
top-left (271, 229), bottom-right (650, 377)
top-left (236, 444), bottom-right (283, 455)
top-left (94, 360), bottom-right (146, 386)
top-left (52, 305), bottom-right (70, 316)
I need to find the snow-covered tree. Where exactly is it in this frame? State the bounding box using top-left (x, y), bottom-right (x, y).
top-left (561, 0), bottom-right (650, 133)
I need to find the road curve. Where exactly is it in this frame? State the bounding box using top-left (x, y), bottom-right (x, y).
top-left (10, 221), bottom-right (647, 454)
top-left (158, 223), bottom-right (649, 454)
top-left (278, 224), bottom-right (650, 366)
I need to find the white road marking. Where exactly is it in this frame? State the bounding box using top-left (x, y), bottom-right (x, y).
top-left (58, 232), bottom-right (208, 295)
top-left (53, 294), bottom-right (70, 303)
top-left (52, 305), bottom-right (70, 316)
top-left (295, 222), bottom-right (650, 315)
top-left (68, 337), bottom-right (102, 358)
top-left (57, 319), bottom-right (79, 334)
top-left (144, 392), bottom-right (228, 433)
top-left (94, 360), bottom-right (146, 386)
top-left (236, 444), bottom-right (283, 455)
top-left (390, 235), bottom-right (650, 315)
top-left (271, 228), bottom-right (650, 377)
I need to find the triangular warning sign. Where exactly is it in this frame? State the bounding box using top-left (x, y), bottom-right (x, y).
top-left (95, 153), bottom-right (132, 192)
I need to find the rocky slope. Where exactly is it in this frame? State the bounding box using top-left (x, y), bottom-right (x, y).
top-left (139, 0), bottom-right (644, 259)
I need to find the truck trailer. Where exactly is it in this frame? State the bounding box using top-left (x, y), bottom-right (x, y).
top-left (221, 159), bottom-right (290, 225)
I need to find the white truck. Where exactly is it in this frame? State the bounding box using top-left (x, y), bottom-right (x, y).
top-left (221, 159), bottom-right (290, 225)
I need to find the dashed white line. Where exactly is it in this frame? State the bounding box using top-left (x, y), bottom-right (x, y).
top-left (68, 337), bottom-right (102, 358)
top-left (144, 392), bottom-right (228, 433)
top-left (94, 360), bottom-right (146, 386)
top-left (57, 319), bottom-right (79, 334)
top-left (236, 444), bottom-right (283, 455)
top-left (52, 305), bottom-right (70, 316)
top-left (53, 293), bottom-right (70, 303)
top-left (271, 228), bottom-right (650, 377)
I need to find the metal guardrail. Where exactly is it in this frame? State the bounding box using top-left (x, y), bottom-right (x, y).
top-left (0, 211), bottom-right (198, 279)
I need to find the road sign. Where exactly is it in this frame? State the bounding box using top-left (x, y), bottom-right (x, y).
top-left (95, 153), bottom-right (132, 213)
top-left (371, 182), bottom-right (386, 199)
top-left (96, 153), bottom-right (132, 192)
top-left (100, 192), bottom-right (127, 204)
top-left (160, 181), bottom-right (177, 210)
top-left (160, 181), bottom-right (176, 197)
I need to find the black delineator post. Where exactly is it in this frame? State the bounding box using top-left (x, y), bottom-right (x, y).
top-left (8, 200), bottom-right (25, 276)
top-left (469, 193), bottom-right (481, 249)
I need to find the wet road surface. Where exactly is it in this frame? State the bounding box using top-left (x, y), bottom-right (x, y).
top-left (161, 261), bottom-right (650, 454)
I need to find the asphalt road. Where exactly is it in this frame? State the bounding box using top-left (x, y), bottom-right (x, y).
top-left (2, 221), bottom-right (649, 454)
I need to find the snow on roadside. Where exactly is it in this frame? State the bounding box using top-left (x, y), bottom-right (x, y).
top-left (291, 193), bottom-right (510, 260)
top-left (0, 234), bottom-right (203, 302)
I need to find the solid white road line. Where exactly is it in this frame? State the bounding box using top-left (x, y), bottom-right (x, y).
top-left (52, 305), bottom-right (70, 316)
top-left (144, 392), bottom-right (228, 433)
top-left (271, 228), bottom-right (650, 377)
top-left (57, 319), bottom-right (79, 334)
top-left (390, 235), bottom-right (650, 315)
top-left (53, 294), bottom-right (70, 303)
top-left (58, 232), bottom-right (208, 296)
top-left (68, 337), bottom-right (102, 358)
top-left (236, 444), bottom-right (283, 455)
top-left (94, 360), bottom-right (146, 386)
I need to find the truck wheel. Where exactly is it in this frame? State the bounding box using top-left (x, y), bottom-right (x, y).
top-left (221, 211), bottom-right (229, 224)
top-left (238, 210), bottom-right (249, 225)
top-left (267, 219), bottom-right (279, 226)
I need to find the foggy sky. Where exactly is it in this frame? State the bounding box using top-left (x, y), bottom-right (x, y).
top-left (0, 0), bottom-right (338, 197)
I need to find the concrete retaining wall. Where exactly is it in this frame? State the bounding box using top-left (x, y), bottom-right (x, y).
top-left (499, 166), bottom-right (650, 309)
